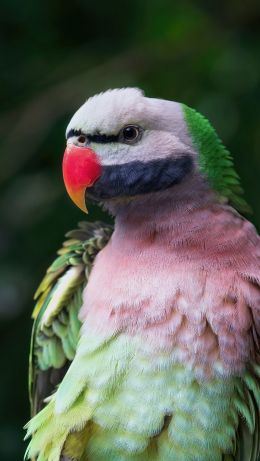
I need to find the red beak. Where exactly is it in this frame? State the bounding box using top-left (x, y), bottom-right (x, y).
top-left (62, 144), bottom-right (102, 212)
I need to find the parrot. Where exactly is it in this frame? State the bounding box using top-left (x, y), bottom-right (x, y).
top-left (25, 87), bottom-right (260, 461)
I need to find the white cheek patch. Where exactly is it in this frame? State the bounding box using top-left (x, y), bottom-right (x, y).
top-left (91, 143), bottom-right (131, 166)
top-left (90, 129), bottom-right (197, 168)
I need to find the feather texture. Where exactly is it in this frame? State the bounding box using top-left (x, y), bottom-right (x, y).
top-left (26, 204), bottom-right (260, 461)
top-left (28, 221), bottom-right (113, 416)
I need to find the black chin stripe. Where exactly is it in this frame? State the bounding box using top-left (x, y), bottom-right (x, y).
top-left (88, 155), bottom-right (193, 200)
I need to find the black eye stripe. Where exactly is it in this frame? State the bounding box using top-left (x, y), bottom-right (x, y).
top-left (89, 133), bottom-right (119, 143)
top-left (66, 126), bottom-right (143, 144)
top-left (66, 128), bottom-right (119, 144)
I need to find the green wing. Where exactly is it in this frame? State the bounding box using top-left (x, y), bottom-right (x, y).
top-left (29, 221), bottom-right (113, 417)
top-left (232, 366), bottom-right (260, 461)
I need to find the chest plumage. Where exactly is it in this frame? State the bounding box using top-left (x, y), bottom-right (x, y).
top-left (41, 204), bottom-right (259, 461)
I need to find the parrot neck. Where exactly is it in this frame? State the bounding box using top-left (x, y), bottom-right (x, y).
top-left (110, 174), bottom-right (222, 239)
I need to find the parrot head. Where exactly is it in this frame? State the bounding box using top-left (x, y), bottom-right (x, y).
top-left (63, 88), bottom-right (248, 214)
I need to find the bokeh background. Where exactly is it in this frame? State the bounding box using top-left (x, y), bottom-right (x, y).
top-left (0, 1), bottom-right (260, 459)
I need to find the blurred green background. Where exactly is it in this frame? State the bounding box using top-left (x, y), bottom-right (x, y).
top-left (0, 0), bottom-right (260, 459)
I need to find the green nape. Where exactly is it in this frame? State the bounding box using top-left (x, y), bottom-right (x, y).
top-left (182, 104), bottom-right (250, 214)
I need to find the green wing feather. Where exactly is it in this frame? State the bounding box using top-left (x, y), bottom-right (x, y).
top-left (235, 367), bottom-right (260, 461)
top-left (29, 221), bottom-right (113, 417)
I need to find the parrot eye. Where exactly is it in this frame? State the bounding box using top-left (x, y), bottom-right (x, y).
top-left (77, 135), bottom-right (87, 146)
top-left (120, 125), bottom-right (142, 144)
